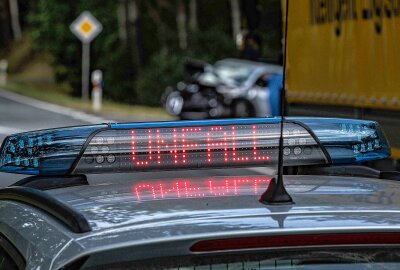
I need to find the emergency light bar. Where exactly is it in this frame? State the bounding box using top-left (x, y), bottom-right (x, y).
top-left (0, 118), bottom-right (390, 176)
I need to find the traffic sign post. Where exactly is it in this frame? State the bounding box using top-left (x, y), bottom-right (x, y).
top-left (70, 11), bottom-right (103, 101)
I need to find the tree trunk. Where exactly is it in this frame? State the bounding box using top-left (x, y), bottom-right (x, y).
top-left (117, 0), bottom-right (128, 43)
top-left (188, 0), bottom-right (198, 32)
top-left (230, 0), bottom-right (241, 41)
top-left (127, 0), bottom-right (144, 66)
top-left (177, 0), bottom-right (187, 50)
top-left (146, 0), bottom-right (167, 53)
top-left (8, 0), bottom-right (21, 41)
top-left (0, 1), bottom-right (12, 47)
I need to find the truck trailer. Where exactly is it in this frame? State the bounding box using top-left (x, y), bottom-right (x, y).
top-left (284, 0), bottom-right (400, 165)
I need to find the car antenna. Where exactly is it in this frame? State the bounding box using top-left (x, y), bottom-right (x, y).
top-left (260, 0), bottom-right (293, 204)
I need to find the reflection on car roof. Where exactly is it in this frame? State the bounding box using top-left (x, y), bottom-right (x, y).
top-left (44, 175), bottom-right (400, 234)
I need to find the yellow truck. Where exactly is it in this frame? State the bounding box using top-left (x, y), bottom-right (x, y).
top-left (284, 0), bottom-right (400, 160)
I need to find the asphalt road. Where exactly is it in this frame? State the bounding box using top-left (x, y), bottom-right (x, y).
top-left (0, 89), bottom-right (273, 187)
top-left (0, 93), bottom-right (87, 140)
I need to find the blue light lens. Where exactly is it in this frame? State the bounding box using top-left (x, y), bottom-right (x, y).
top-left (295, 118), bottom-right (391, 164)
top-left (0, 125), bottom-right (107, 175)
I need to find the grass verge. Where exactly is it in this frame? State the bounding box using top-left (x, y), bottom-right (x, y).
top-left (4, 81), bottom-right (174, 121)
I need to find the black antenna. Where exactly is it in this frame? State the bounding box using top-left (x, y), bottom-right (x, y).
top-left (260, 0), bottom-right (293, 204)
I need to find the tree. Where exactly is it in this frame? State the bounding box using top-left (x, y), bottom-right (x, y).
top-left (8, 0), bottom-right (22, 41)
top-left (188, 0), bottom-right (197, 32)
top-left (0, 1), bottom-right (12, 49)
top-left (230, 0), bottom-right (240, 41)
top-left (176, 0), bottom-right (187, 49)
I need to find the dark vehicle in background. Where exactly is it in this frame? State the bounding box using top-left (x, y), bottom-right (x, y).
top-left (163, 58), bottom-right (282, 119)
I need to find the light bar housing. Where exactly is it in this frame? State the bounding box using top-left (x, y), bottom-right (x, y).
top-left (0, 118), bottom-right (390, 176)
top-left (0, 125), bottom-right (107, 175)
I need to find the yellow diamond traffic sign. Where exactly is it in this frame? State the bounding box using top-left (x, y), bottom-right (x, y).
top-left (70, 11), bottom-right (102, 43)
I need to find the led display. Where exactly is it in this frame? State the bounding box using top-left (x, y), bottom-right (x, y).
top-left (75, 122), bottom-right (327, 173)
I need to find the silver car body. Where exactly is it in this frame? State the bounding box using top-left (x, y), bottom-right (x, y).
top-left (212, 58), bottom-right (282, 117)
top-left (1, 174), bottom-right (400, 269)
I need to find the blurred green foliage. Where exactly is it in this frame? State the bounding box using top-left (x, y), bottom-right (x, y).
top-left (135, 28), bottom-right (237, 106)
top-left (29, 1), bottom-right (132, 99)
top-left (135, 51), bottom-right (185, 106)
top-left (23, 0), bottom-right (281, 106)
top-left (188, 29), bottom-right (238, 62)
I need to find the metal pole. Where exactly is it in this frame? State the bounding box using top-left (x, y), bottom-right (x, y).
top-left (82, 42), bottom-right (90, 100)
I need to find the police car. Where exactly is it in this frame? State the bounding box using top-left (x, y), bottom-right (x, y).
top-left (0, 117), bottom-right (399, 269)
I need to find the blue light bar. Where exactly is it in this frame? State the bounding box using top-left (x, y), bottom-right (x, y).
top-left (0, 125), bottom-right (107, 175)
top-left (0, 118), bottom-right (390, 176)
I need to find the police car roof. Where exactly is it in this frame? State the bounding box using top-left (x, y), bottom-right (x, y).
top-left (2, 174), bottom-right (400, 269)
top-left (0, 117), bottom-right (394, 268)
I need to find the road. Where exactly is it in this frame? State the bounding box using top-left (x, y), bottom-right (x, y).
top-left (0, 91), bottom-right (98, 140)
top-left (0, 89), bottom-right (272, 187)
